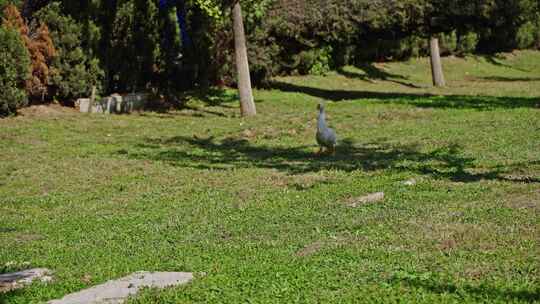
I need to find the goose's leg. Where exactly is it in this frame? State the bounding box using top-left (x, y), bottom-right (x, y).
top-left (315, 146), bottom-right (323, 156)
top-left (330, 145), bottom-right (336, 156)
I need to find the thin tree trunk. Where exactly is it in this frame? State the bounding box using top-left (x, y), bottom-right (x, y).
top-left (429, 36), bottom-right (446, 87)
top-left (232, 1), bottom-right (256, 116)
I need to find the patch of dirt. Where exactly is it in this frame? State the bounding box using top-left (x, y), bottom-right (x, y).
top-left (261, 126), bottom-right (283, 140)
top-left (463, 75), bottom-right (491, 83)
top-left (502, 50), bottom-right (520, 59)
top-left (237, 125), bottom-right (306, 141)
top-left (376, 108), bottom-right (433, 121)
top-left (241, 128), bottom-right (257, 139)
top-left (296, 241), bottom-right (324, 257)
top-left (373, 62), bottom-right (390, 71)
top-left (233, 188), bottom-right (258, 208)
top-left (421, 222), bottom-right (503, 253)
top-left (13, 233), bottom-right (44, 243)
top-left (264, 171), bottom-right (290, 188)
top-left (295, 234), bottom-right (362, 257)
top-left (81, 274), bottom-right (92, 284)
top-left (258, 171), bottom-right (330, 190)
top-left (291, 174), bottom-right (329, 190)
top-left (462, 265), bottom-right (493, 280)
top-left (438, 238), bottom-right (458, 252)
top-left (345, 192), bottom-right (385, 207)
top-left (506, 189), bottom-right (540, 212)
top-left (501, 174), bottom-right (540, 184)
top-left (18, 104), bottom-right (76, 118)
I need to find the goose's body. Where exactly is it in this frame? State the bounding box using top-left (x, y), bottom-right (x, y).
top-left (316, 103), bottom-right (337, 154)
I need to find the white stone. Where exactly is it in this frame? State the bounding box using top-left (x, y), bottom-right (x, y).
top-left (48, 271), bottom-right (193, 304)
top-left (102, 96), bottom-right (116, 114)
top-left (0, 268), bottom-right (53, 292)
top-left (78, 98), bottom-right (91, 113)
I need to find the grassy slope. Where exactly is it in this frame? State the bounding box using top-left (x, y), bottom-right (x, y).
top-left (0, 51), bottom-right (539, 303)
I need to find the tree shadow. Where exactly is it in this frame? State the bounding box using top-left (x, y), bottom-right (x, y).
top-left (268, 81), bottom-right (538, 109)
top-left (189, 88), bottom-right (238, 107)
top-left (482, 55), bottom-right (530, 72)
top-left (0, 227), bottom-right (17, 233)
top-left (338, 64), bottom-right (423, 88)
top-left (394, 276), bottom-right (539, 302)
top-left (123, 136), bottom-right (539, 184)
top-left (139, 103), bottom-right (234, 118)
top-left (477, 76), bottom-right (540, 82)
top-left (137, 88), bottom-right (243, 118)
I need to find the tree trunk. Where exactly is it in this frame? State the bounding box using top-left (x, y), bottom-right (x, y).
top-left (232, 1), bottom-right (256, 116)
top-left (429, 36), bottom-right (446, 87)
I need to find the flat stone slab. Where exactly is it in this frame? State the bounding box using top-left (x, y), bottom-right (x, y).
top-left (0, 268), bottom-right (53, 292)
top-left (48, 271), bottom-right (193, 304)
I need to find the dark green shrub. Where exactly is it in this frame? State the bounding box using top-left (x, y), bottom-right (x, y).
top-left (516, 21), bottom-right (537, 49)
top-left (515, 15), bottom-right (540, 49)
top-left (309, 46), bottom-right (333, 75)
top-left (35, 2), bottom-right (103, 103)
top-left (294, 46), bottom-right (333, 75)
top-left (108, 0), bottom-right (160, 92)
top-left (247, 26), bottom-right (281, 85)
top-left (457, 32), bottom-right (479, 55)
top-left (535, 19), bottom-right (540, 49)
top-left (0, 25), bottom-right (30, 116)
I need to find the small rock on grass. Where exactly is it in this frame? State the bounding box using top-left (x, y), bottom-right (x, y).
top-left (348, 192), bottom-right (385, 207)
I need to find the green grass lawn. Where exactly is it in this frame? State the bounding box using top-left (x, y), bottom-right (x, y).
top-left (1, 51), bottom-right (539, 303)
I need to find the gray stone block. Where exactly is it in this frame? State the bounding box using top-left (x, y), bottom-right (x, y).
top-left (77, 99), bottom-right (91, 113)
top-left (102, 97), bottom-right (115, 114)
top-left (77, 93), bottom-right (150, 114)
top-left (91, 102), bottom-right (104, 114)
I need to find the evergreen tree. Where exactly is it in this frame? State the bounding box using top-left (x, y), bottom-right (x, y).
top-left (3, 4), bottom-right (55, 101)
top-left (36, 2), bottom-right (104, 102)
top-left (0, 25), bottom-right (30, 116)
top-left (109, 0), bottom-right (160, 92)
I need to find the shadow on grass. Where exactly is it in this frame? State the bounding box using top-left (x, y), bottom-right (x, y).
top-left (478, 76), bottom-right (540, 82)
top-left (124, 136), bottom-right (539, 183)
top-left (144, 88), bottom-right (267, 118)
top-left (0, 227), bottom-right (17, 233)
top-left (338, 64), bottom-right (423, 88)
top-left (268, 81), bottom-right (538, 109)
top-left (137, 88), bottom-right (242, 119)
top-left (394, 276), bottom-right (540, 302)
top-left (188, 88), bottom-right (238, 107)
top-left (139, 106), bottom-right (231, 119)
top-left (482, 55), bottom-right (530, 73)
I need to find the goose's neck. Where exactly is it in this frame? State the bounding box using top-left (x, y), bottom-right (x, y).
top-left (317, 109), bottom-right (326, 130)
